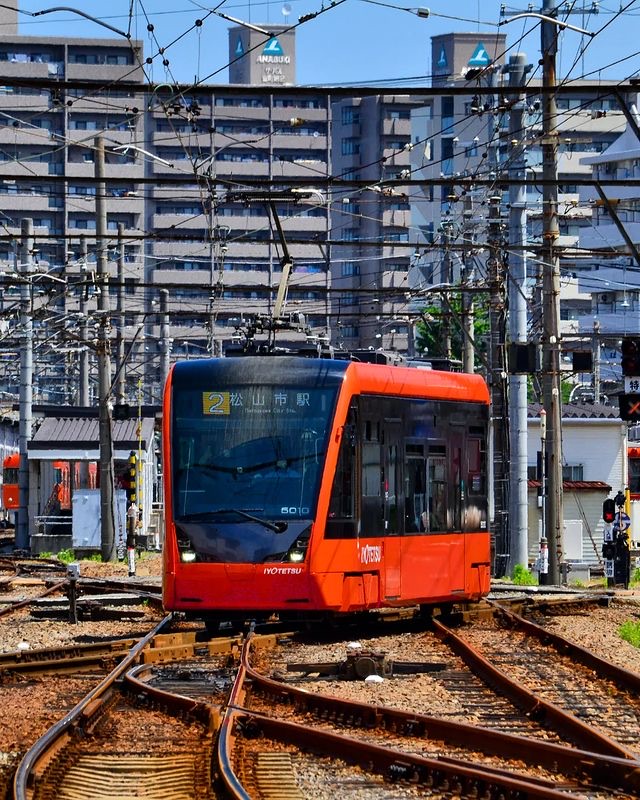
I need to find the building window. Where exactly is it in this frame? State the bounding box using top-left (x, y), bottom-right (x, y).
top-left (341, 261), bottom-right (360, 277)
top-left (340, 325), bottom-right (359, 337)
top-left (342, 105), bottom-right (360, 125)
top-left (562, 465), bottom-right (584, 481)
top-left (341, 137), bottom-right (360, 156)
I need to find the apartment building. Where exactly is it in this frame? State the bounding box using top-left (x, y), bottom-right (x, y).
top-left (410, 31), bottom-right (627, 350)
top-left (331, 94), bottom-right (420, 353)
top-left (0, 3), bottom-right (146, 403)
top-left (0, 8), bottom-right (333, 403)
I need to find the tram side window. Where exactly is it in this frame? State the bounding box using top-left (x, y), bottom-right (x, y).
top-left (326, 412), bottom-right (357, 538)
top-left (3, 466), bottom-right (17, 484)
top-left (404, 446), bottom-right (426, 533)
top-left (426, 450), bottom-right (448, 532)
top-left (361, 440), bottom-right (383, 535)
top-left (385, 443), bottom-right (401, 534)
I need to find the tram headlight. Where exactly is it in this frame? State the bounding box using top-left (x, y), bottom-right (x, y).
top-left (286, 533), bottom-right (310, 563)
top-left (180, 551), bottom-right (197, 563)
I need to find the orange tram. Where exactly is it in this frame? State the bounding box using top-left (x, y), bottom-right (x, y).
top-left (162, 356), bottom-right (491, 627)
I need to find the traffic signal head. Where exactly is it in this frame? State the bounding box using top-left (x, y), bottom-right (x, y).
top-left (603, 498), bottom-right (616, 524)
top-left (621, 337), bottom-right (640, 376)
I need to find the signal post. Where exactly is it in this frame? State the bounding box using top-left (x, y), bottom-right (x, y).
top-left (611, 336), bottom-right (640, 588)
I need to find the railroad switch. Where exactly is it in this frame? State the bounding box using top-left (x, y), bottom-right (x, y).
top-left (286, 647), bottom-right (446, 681)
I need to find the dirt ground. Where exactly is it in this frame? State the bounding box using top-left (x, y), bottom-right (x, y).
top-left (69, 552), bottom-right (163, 579)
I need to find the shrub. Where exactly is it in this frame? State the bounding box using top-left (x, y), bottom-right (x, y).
top-left (512, 564), bottom-right (537, 586)
top-left (619, 620), bottom-right (640, 648)
top-left (56, 549), bottom-right (75, 564)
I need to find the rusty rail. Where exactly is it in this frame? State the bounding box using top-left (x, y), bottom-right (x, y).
top-left (13, 614), bottom-right (173, 800)
top-left (431, 616), bottom-right (638, 761)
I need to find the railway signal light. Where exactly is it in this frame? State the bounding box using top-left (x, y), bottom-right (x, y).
top-left (128, 451), bottom-right (137, 506)
top-left (618, 395), bottom-right (640, 421)
top-left (621, 337), bottom-right (640, 376)
top-left (602, 498), bottom-right (616, 524)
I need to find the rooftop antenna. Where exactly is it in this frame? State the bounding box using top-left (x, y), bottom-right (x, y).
top-left (282, 3), bottom-right (292, 21)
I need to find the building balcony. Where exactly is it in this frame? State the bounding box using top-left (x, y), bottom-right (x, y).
top-left (0, 93), bottom-right (49, 111)
top-left (66, 63), bottom-right (145, 84)
top-left (0, 161), bottom-right (53, 177)
top-left (580, 221), bottom-right (640, 250)
top-left (211, 105), bottom-right (270, 120)
top-left (270, 106), bottom-right (328, 123)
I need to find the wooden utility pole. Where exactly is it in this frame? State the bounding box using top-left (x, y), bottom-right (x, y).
top-left (95, 136), bottom-right (116, 561)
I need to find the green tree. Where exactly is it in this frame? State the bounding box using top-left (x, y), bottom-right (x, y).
top-left (415, 295), bottom-right (489, 368)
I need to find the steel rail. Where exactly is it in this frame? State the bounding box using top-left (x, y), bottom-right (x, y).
top-left (229, 711), bottom-right (581, 800)
top-left (241, 635), bottom-right (640, 796)
top-left (13, 613), bottom-right (173, 800)
top-left (431, 617), bottom-right (637, 761)
top-left (216, 634), bottom-right (627, 800)
top-left (0, 580), bottom-right (66, 618)
top-left (492, 601), bottom-right (640, 693)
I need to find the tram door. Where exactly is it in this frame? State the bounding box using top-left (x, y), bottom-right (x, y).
top-left (448, 429), bottom-right (465, 592)
top-left (425, 446), bottom-right (447, 533)
top-left (382, 421), bottom-right (402, 599)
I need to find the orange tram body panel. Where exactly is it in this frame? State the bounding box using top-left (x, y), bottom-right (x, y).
top-left (2, 452), bottom-right (19, 510)
top-left (162, 357), bottom-right (491, 622)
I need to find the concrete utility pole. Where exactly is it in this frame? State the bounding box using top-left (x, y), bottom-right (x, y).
top-left (16, 218), bottom-right (33, 551)
top-left (160, 288), bottom-right (171, 390)
top-left (506, 53), bottom-right (531, 574)
top-left (116, 223), bottom-right (126, 403)
top-left (541, 0), bottom-right (564, 584)
top-left (487, 195), bottom-right (509, 575)
top-left (95, 136), bottom-right (116, 561)
top-left (79, 235), bottom-right (90, 406)
top-left (592, 320), bottom-right (601, 403)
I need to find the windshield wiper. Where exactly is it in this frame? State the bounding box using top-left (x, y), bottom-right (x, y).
top-left (182, 508), bottom-right (288, 533)
top-left (216, 508), bottom-right (288, 533)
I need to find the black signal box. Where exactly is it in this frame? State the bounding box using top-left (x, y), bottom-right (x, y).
top-left (602, 498), bottom-right (616, 523)
top-left (619, 394), bottom-right (640, 421)
top-left (621, 338), bottom-right (640, 376)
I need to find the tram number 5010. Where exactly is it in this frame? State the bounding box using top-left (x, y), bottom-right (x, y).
top-left (281, 506), bottom-right (309, 515)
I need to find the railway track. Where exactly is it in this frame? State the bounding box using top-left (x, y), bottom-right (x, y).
top-left (4, 596), bottom-right (640, 799)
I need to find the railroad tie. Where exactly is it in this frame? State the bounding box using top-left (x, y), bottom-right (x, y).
top-left (254, 752), bottom-right (304, 800)
top-left (56, 754), bottom-right (197, 800)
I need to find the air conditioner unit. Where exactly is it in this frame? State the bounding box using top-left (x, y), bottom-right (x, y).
top-left (601, 293), bottom-right (610, 303)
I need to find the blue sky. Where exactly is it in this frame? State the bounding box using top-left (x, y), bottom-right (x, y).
top-left (6, 1), bottom-right (640, 86)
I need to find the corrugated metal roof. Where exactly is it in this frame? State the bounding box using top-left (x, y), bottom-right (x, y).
top-left (527, 479), bottom-right (612, 491)
top-left (528, 402), bottom-right (620, 420)
top-left (28, 416), bottom-right (155, 451)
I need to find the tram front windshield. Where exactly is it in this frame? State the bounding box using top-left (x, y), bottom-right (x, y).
top-left (170, 380), bottom-right (338, 563)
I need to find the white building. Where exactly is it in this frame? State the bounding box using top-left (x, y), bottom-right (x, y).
top-left (527, 402), bottom-right (626, 575)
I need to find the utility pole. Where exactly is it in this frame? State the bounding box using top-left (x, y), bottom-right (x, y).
top-left (79, 235), bottom-right (90, 406)
top-left (461, 194), bottom-right (475, 373)
top-left (506, 52), bottom-right (531, 574)
top-left (592, 320), bottom-right (601, 403)
top-left (95, 136), bottom-right (116, 561)
top-left (16, 218), bottom-right (33, 551)
top-left (487, 195), bottom-right (509, 575)
top-left (160, 289), bottom-right (171, 389)
top-left (441, 221), bottom-right (453, 361)
top-left (116, 222), bottom-right (126, 403)
top-left (541, 0), bottom-right (564, 584)
top-left (78, 234), bottom-right (90, 491)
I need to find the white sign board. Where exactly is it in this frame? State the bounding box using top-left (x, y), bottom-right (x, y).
top-left (72, 489), bottom-right (127, 550)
